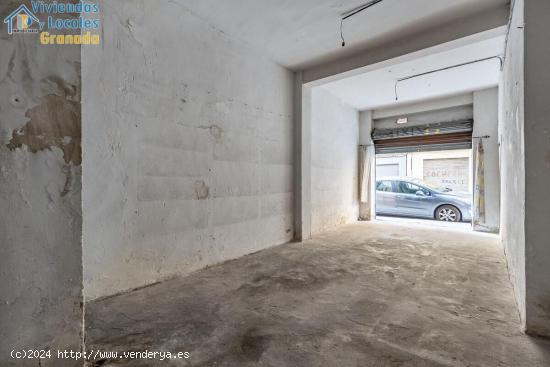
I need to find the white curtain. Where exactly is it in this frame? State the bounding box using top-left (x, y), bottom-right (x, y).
top-left (473, 138), bottom-right (486, 227)
top-left (359, 145), bottom-right (374, 220)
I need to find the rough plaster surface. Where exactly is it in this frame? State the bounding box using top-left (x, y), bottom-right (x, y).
top-left (0, 2), bottom-right (82, 365)
top-left (523, 0), bottom-right (550, 337)
top-left (86, 222), bottom-right (550, 366)
top-left (82, 0), bottom-right (294, 300)
top-left (473, 88), bottom-right (500, 233)
top-left (499, 0), bottom-right (526, 330)
top-left (310, 87), bottom-right (358, 235)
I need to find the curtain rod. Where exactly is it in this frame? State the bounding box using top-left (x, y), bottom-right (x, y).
top-left (359, 137), bottom-right (489, 147)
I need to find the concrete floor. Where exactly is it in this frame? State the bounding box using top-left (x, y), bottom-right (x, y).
top-left (85, 222), bottom-right (550, 366)
top-left (375, 216), bottom-right (473, 231)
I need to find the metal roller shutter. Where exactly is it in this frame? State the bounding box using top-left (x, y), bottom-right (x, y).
top-left (372, 120), bottom-right (473, 154)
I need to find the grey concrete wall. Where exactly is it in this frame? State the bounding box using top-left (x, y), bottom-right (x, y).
top-left (310, 87), bottom-right (358, 235)
top-left (82, 0), bottom-right (294, 300)
top-left (523, 0), bottom-right (550, 337)
top-left (473, 88), bottom-right (500, 233)
top-left (0, 2), bottom-right (83, 365)
top-left (499, 0), bottom-right (526, 330)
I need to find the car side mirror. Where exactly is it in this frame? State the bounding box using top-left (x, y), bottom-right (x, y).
top-left (416, 190), bottom-right (426, 197)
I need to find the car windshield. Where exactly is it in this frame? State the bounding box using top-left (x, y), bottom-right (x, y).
top-left (408, 178), bottom-right (452, 192)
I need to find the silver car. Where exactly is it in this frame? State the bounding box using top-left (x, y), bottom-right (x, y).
top-left (375, 177), bottom-right (472, 222)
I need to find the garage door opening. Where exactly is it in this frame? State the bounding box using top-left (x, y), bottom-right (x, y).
top-left (372, 120), bottom-right (477, 228)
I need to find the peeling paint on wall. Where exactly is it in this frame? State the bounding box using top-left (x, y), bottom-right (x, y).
top-left (0, 3), bottom-right (83, 360)
top-left (6, 94), bottom-right (81, 165)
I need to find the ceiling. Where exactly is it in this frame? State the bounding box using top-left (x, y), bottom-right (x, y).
top-left (178, 0), bottom-right (508, 70)
top-left (320, 35), bottom-right (505, 110)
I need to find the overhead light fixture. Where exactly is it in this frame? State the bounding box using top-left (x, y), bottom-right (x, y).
top-left (396, 117), bottom-right (408, 125)
top-left (340, 0), bottom-right (385, 47)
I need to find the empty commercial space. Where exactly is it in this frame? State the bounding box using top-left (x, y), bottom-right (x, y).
top-left (2, 1), bottom-right (550, 366)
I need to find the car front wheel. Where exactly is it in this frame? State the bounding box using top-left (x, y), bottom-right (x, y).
top-left (435, 205), bottom-right (462, 222)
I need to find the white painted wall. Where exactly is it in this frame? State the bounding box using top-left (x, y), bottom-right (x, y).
top-left (374, 105), bottom-right (473, 129)
top-left (373, 93), bottom-right (473, 120)
top-left (523, 0), bottom-right (550, 337)
top-left (499, 0), bottom-right (526, 331)
top-left (409, 150), bottom-right (473, 193)
top-left (82, 0), bottom-right (294, 300)
top-left (359, 111), bottom-right (375, 220)
top-left (473, 88), bottom-right (500, 233)
top-left (310, 87), bottom-right (359, 234)
top-left (377, 155), bottom-right (407, 177)
top-left (359, 110), bottom-right (373, 146)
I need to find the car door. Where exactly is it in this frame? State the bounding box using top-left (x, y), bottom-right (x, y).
top-left (376, 180), bottom-right (399, 215)
top-left (395, 181), bottom-right (434, 218)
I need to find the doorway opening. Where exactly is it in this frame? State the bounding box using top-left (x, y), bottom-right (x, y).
top-left (372, 120), bottom-right (475, 229)
top-left (375, 150), bottom-right (473, 229)
top-left (301, 33), bottom-right (502, 238)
